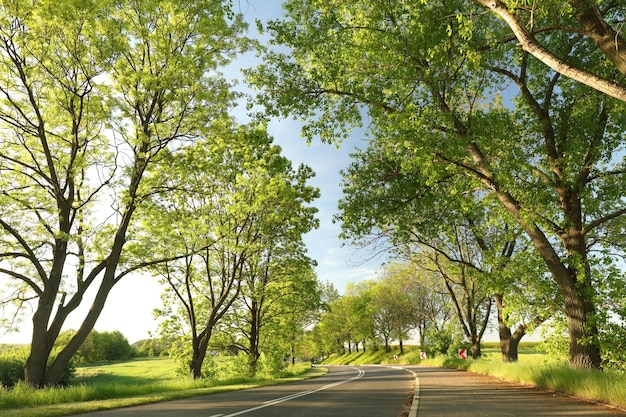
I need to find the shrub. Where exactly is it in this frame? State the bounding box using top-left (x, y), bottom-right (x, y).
top-left (424, 326), bottom-right (466, 357)
top-left (0, 356), bottom-right (24, 387)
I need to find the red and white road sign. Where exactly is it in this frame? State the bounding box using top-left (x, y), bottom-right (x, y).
top-left (420, 351), bottom-right (427, 360)
top-left (458, 348), bottom-right (468, 360)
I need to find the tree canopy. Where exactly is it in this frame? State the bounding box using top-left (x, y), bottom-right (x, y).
top-left (0, 0), bottom-right (251, 386)
top-left (247, 0), bottom-right (626, 369)
top-left (141, 124), bottom-right (320, 378)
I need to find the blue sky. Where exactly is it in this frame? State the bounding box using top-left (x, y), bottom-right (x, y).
top-left (2, 1), bottom-right (384, 344)
top-left (232, 0), bottom-right (385, 292)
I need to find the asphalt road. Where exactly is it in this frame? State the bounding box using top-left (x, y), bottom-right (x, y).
top-left (73, 365), bottom-right (413, 417)
top-left (410, 366), bottom-right (625, 416)
top-left (72, 365), bottom-right (626, 417)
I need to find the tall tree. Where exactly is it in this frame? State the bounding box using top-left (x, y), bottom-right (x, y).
top-left (418, 245), bottom-right (492, 360)
top-left (344, 281), bottom-right (376, 352)
top-left (0, 0), bottom-right (248, 386)
top-left (216, 145), bottom-right (319, 377)
top-left (265, 259), bottom-right (320, 367)
top-left (140, 125), bottom-right (294, 379)
top-left (247, 0), bottom-right (626, 369)
top-left (374, 263), bottom-right (424, 354)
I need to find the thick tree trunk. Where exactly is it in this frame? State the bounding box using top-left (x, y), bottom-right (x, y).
top-left (484, 176), bottom-right (602, 368)
top-left (470, 340), bottom-right (481, 359)
top-left (25, 264), bottom-right (116, 386)
top-left (24, 223), bottom-right (71, 387)
top-left (569, 0), bottom-right (626, 75)
top-left (23, 156), bottom-right (144, 386)
top-left (399, 338), bottom-right (404, 354)
top-left (24, 308), bottom-right (55, 387)
top-left (190, 328), bottom-right (212, 379)
top-left (495, 293), bottom-right (525, 363)
top-left (565, 290), bottom-right (602, 369)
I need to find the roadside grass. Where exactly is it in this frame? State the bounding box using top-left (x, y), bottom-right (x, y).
top-left (322, 345), bottom-right (422, 365)
top-left (0, 358), bottom-right (326, 417)
top-left (323, 343), bottom-right (626, 410)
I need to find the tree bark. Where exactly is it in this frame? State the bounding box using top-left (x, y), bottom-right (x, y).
top-left (470, 340), bottom-right (481, 360)
top-left (495, 294), bottom-right (525, 362)
top-left (569, 0), bottom-right (626, 75)
top-left (190, 328), bottom-right (212, 379)
top-left (247, 300), bottom-right (261, 377)
top-left (472, 0), bottom-right (626, 102)
top-left (24, 145), bottom-right (148, 385)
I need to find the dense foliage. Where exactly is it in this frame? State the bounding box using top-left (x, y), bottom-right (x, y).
top-left (247, 0), bottom-right (626, 370)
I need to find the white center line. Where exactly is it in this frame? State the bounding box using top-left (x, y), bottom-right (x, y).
top-left (220, 367), bottom-right (365, 417)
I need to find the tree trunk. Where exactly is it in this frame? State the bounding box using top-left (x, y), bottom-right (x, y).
top-left (495, 293), bottom-right (526, 363)
top-left (419, 321), bottom-right (427, 350)
top-left (565, 290), bottom-right (602, 369)
top-left (23, 156), bottom-right (144, 386)
top-left (190, 327), bottom-right (212, 379)
top-left (25, 265), bottom-right (116, 386)
top-left (24, 220), bottom-right (72, 387)
top-left (399, 338), bottom-right (404, 354)
top-left (24, 308), bottom-right (55, 387)
top-left (485, 179), bottom-right (602, 368)
top-left (470, 340), bottom-right (481, 359)
top-left (247, 300), bottom-right (262, 377)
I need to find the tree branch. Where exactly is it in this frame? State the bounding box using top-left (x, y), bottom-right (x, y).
top-left (473, 0), bottom-right (626, 102)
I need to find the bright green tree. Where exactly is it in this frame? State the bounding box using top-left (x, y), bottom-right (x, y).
top-left (141, 124), bottom-right (319, 378)
top-left (230, 248), bottom-right (319, 377)
top-left (344, 281), bottom-right (376, 352)
top-left (139, 125), bottom-right (288, 379)
top-left (370, 265), bottom-right (425, 354)
top-left (0, 0), bottom-right (249, 386)
top-left (208, 143), bottom-right (320, 377)
top-left (247, 0), bottom-right (626, 370)
top-left (417, 246), bottom-right (492, 359)
top-left (277, 263), bottom-right (321, 366)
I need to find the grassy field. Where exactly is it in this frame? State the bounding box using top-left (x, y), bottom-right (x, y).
top-left (0, 357), bottom-right (325, 417)
top-left (322, 343), bottom-right (626, 410)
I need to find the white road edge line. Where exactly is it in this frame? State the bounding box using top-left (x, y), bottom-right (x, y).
top-left (407, 369), bottom-right (420, 417)
top-left (388, 366), bottom-right (419, 417)
top-left (219, 367), bottom-right (365, 417)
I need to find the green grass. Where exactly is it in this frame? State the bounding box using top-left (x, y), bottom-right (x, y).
top-left (322, 345), bottom-right (423, 365)
top-left (322, 343), bottom-right (626, 409)
top-left (0, 357), bottom-right (326, 417)
top-left (73, 357), bottom-right (181, 386)
top-left (424, 355), bottom-right (626, 408)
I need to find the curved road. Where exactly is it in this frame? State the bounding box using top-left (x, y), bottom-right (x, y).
top-left (74, 365), bottom-right (625, 417)
top-left (75, 365), bottom-right (413, 417)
